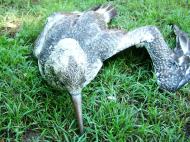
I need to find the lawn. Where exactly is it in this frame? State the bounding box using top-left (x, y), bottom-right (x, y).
top-left (0, 0), bottom-right (190, 141)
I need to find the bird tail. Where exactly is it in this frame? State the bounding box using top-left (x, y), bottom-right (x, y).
top-left (92, 3), bottom-right (117, 23)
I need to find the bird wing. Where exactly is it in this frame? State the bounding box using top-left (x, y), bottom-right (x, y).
top-left (34, 3), bottom-right (117, 59)
top-left (71, 3), bottom-right (117, 46)
top-left (34, 12), bottom-right (81, 58)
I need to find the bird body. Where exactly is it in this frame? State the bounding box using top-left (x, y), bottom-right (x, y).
top-left (34, 4), bottom-right (190, 133)
top-left (34, 5), bottom-right (116, 133)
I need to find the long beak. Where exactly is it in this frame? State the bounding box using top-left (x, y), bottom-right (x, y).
top-left (71, 94), bottom-right (83, 134)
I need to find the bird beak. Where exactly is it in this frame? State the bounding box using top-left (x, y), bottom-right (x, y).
top-left (71, 94), bottom-right (83, 134)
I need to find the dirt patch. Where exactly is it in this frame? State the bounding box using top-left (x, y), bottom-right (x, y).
top-left (31, 0), bottom-right (39, 3)
top-left (22, 129), bottom-right (41, 142)
top-left (0, 18), bottom-right (21, 37)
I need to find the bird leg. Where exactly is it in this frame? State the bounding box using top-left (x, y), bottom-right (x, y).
top-left (71, 94), bottom-right (83, 134)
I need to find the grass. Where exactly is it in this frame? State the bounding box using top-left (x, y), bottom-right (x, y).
top-left (0, 0), bottom-right (190, 141)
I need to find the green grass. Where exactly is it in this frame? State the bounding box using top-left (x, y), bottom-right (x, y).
top-left (0, 0), bottom-right (190, 141)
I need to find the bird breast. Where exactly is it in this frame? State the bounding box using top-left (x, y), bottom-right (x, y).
top-left (53, 38), bottom-right (87, 68)
top-left (41, 38), bottom-right (88, 93)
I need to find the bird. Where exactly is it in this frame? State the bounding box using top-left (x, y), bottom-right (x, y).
top-left (34, 4), bottom-right (190, 134)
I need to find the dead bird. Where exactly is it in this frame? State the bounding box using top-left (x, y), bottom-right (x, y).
top-left (34, 4), bottom-right (190, 134)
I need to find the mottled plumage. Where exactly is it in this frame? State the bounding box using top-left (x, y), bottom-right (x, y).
top-left (34, 4), bottom-right (190, 133)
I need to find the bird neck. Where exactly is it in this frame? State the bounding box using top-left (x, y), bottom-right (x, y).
top-left (145, 37), bottom-right (184, 92)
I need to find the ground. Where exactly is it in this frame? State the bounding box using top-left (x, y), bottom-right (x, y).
top-left (0, 0), bottom-right (190, 141)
